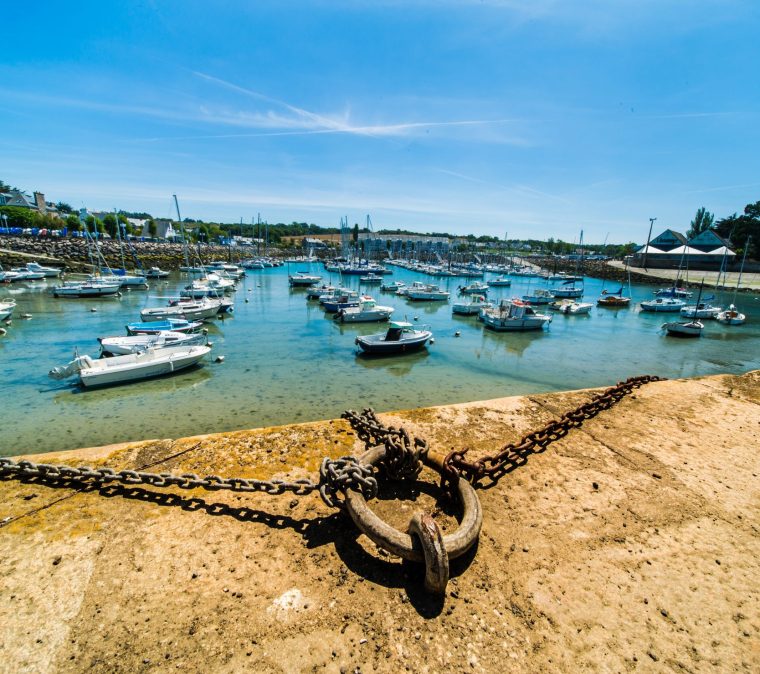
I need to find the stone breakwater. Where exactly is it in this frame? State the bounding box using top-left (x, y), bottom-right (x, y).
top-left (0, 236), bottom-right (272, 273)
top-left (0, 371), bottom-right (758, 673)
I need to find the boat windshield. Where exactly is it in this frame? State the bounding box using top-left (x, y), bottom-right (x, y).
top-left (385, 327), bottom-right (404, 341)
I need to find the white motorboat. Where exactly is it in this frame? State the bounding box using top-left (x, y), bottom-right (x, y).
top-left (146, 266), bottom-right (170, 279)
top-left (553, 300), bottom-right (593, 315)
top-left (715, 304), bottom-right (746, 325)
top-left (679, 302), bottom-right (721, 319)
top-left (488, 276), bottom-right (512, 287)
top-left (662, 320), bottom-right (704, 337)
top-left (53, 281), bottom-right (121, 298)
top-left (140, 297), bottom-right (225, 321)
top-left (481, 299), bottom-right (552, 331)
top-left (0, 299), bottom-right (16, 321)
top-left (180, 273), bottom-right (235, 298)
top-left (205, 262), bottom-right (246, 280)
top-left (289, 273), bottom-right (322, 287)
top-left (99, 330), bottom-right (208, 356)
top-left (49, 345), bottom-right (211, 387)
top-left (25, 262), bottom-right (62, 278)
top-left (522, 288), bottom-right (554, 305)
top-left (9, 267), bottom-right (46, 282)
top-left (452, 294), bottom-right (491, 316)
top-left (334, 297), bottom-right (394, 323)
top-left (459, 281), bottom-right (489, 295)
top-left (407, 284), bottom-right (450, 301)
top-left (639, 297), bottom-right (685, 312)
top-left (380, 280), bottom-right (406, 292)
top-left (359, 273), bottom-right (383, 284)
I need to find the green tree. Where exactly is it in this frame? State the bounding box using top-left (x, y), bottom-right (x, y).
top-left (0, 205), bottom-right (37, 227)
top-left (56, 202), bottom-right (73, 214)
top-left (715, 200), bottom-right (760, 259)
top-left (148, 218), bottom-right (158, 238)
top-left (352, 223), bottom-right (359, 244)
top-left (102, 213), bottom-right (118, 238)
top-left (65, 214), bottom-right (82, 231)
top-left (686, 207), bottom-right (714, 239)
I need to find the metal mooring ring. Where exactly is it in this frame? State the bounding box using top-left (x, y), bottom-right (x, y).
top-left (343, 445), bottom-right (483, 594)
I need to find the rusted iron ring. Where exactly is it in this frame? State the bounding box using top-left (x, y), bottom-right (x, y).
top-left (344, 445), bottom-right (482, 593)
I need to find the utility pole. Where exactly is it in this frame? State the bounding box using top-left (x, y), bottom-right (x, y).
top-left (642, 217), bottom-right (656, 271)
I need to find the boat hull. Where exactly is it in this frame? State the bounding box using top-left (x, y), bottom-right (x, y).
top-left (80, 347), bottom-right (210, 387)
top-left (53, 284), bottom-right (121, 298)
top-left (355, 333), bottom-right (431, 355)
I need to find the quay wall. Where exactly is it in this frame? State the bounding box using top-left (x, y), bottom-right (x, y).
top-left (1, 371), bottom-right (758, 673)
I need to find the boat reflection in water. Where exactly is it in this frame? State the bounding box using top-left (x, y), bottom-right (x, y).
top-left (354, 349), bottom-right (430, 377)
top-left (479, 326), bottom-right (547, 358)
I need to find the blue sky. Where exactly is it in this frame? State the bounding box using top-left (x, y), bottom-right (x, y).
top-left (2, 1), bottom-right (759, 243)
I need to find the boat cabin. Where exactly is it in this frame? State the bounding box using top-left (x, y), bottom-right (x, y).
top-left (384, 321), bottom-right (413, 341)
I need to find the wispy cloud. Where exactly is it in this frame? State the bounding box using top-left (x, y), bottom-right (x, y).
top-left (192, 71), bottom-right (521, 140)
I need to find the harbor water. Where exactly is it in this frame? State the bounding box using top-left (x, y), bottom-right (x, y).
top-left (2, 264), bottom-right (759, 455)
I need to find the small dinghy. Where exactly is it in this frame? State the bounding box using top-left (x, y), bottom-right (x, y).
top-left (355, 321), bottom-right (432, 355)
top-left (49, 345), bottom-right (211, 387)
top-left (126, 319), bottom-right (204, 335)
top-left (99, 330), bottom-right (208, 356)
top-left (145, 266), bottom-right (170, 279)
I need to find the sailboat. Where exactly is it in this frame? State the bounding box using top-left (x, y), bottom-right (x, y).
top-left (552, 230), bottom-right (585, 298)
top-left (716, 235), bottom-right (750, 326)
top-left (662, 281), bottom-right (705, 337)
top-left (598, 262), bottom-right (632, 307)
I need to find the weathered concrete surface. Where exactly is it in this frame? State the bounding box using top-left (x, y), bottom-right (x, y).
top-left (1, 372), bottom-right (758, 673)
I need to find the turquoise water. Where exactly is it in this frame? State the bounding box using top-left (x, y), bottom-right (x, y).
top-left (2, 264), bottom-right (759, 455)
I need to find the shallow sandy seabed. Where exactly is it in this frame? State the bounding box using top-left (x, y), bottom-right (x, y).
top-left (1, 371), bottom-right (758, 673)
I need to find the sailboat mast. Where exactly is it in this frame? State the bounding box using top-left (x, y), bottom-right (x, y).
top-left (733, 235), bottom-right (750, 304)
top-left (115, 209), bottom-right (126, 271)
top-left (173, 194), bottom-right (190, 271)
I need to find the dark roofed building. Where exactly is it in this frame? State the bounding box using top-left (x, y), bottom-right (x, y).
top-left (649, 229), bottom-right (687, 252)
top-left (687, 229), bottom-right (732, 252)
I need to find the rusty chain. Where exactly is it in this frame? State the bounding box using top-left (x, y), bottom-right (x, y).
top-left (341, 408), bottom-right (427, 481)
top-left (343, 375), bottom-right (665, 494)
top-left (440, 374), bottom-right (665, 491)
top-left (0, 455), bottom-right (377, 511)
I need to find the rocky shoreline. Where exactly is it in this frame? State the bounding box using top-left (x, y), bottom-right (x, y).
top-left (0, 236), bottom-right (265, 273)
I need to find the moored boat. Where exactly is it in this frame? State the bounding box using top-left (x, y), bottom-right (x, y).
top-left (126, 319), bottom-right (204, 335)
top-left (289, 273), bottom-right (322, 287)
top-left (488, 276), bottom-right (512, 287)
top-left (52, 281), bottom-right (121, 298)
top-left (140, 297), bottom-right (225, 321)
top-left (481, 299), bottom-right (551, 331)
top-left (639, 297), bottom-right (685, 312)
top-left (0, 299), bottom-right (16, 321)
top-left (715, 304), bottom-right (746, 325)
top-left (458, 281), bottom-right (489, 295)
top-left (99, 330), bottom-right (208, 356)
top-left (49, 345), bottom-right (211, 387)
top-left (355, 321), bottom-right (432, 355)
top-left (662, 320), bottom-right (704, 337)
top-left (334, 297), bottom-right (394, 323)
top-left (452, 294), bottom-right (491, 316)
top-left (145, 266), bottom-right (170, 279)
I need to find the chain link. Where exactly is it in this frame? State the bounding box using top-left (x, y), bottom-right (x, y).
top-left (0, 455), bottom-right (377, 510)
top-left (440, 374), bottom-right (665, 491)
top-left (342, 408), bottom-right (426, 481)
